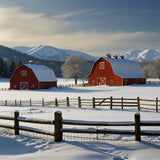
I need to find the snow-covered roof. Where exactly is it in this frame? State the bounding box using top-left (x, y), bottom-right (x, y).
top-left (25, 64), bottom-right (57, 82)
top-left (103, 57), bottom-right (145, 78)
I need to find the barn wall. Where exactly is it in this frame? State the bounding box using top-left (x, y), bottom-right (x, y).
top-left (123, 78), bottom-right (146, 85)
top-left (10, 65), bottom-right (39, 90)
top-left (112, 74), bottom-right (123, 86)
top-left (39, 82), bottom-right (57, 89)
top-left (88, 58), bottom-right (123, 86)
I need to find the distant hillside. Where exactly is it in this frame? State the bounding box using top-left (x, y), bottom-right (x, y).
top-left (0, 45), bottom-right (63, 77)
top-left (13, 45), bottom-right (97, 62)
top-left (123, 49), bottom-right (160, 62)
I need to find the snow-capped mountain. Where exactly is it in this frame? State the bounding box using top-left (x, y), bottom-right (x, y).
top-left (13, 45), bottom-right (97, 62)
top-left (123, 49), bottom-right (160, 62)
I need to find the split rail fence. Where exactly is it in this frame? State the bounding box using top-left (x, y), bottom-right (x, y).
top-left (0, 96), bottom-right (160, 112)
top-left (0, 111), bottom-right (160, 142)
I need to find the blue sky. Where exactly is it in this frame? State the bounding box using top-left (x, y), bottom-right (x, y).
top-left (0, 0), bottom-right (160, 56)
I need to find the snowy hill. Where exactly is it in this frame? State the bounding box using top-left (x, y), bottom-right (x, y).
top-left (123, 49), bottom-right (160, 62)
top-left (13, 45), bottom-right (97, 62)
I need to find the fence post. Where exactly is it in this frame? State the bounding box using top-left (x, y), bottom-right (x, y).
top-left (55, 98), bottom-right (58, 106)
top-left (30, 99), bottom-right (32, 106)
top-left (121, 97), bottom-right (123, 110)
top-left (78, 97), bottom-right (81, 108)
top-left (110, 96), bottom-right (113, 110)
top-left (93, 97), bottom-right (95, 108)
top-left (42, 98), bottom-right (44, 106)
top-left (54, 111), bottom-right (63, 142)
top-left (135, 113), bottom-right (141, 141)
top-left (156, 97), bottom-right (158, 112)
top-left (137, 97), bottom-right (140, 111)
top-left (5, 100), bottom-right (7, 106)
top-left (14, 111), bottom-right (19, 135)
top-left (66, 97), bottom-right (70, 107)
top-left (15, 99), bottom-right (17, 106)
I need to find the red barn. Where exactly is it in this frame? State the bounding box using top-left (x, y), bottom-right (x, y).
top-left (10, 64), bottom-right (57, 90)
top-left (88, 55), bottom-right (146, 86)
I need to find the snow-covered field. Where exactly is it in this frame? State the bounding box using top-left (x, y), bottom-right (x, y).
top-left (0, 78), bottom-right (160, 160)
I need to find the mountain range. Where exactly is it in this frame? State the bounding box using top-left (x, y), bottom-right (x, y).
top-left (13, 45), bottom-right (97, 62)
top-left (123, 49), bottom-right (160, 62)
top-left (13, 45), bottom-right (160, 62)
top-left (0, 44), bottom-right (160, 78)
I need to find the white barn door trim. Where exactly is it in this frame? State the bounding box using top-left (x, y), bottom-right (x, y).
top-left (97, 77), bottom-right (106, 85)
top-left (20, 82), bottom-right (28, 89)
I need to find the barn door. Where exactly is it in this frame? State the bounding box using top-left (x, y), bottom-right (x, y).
top-left (20, 82), bottom-right (28, 90)
top-left (97, 77), bottom-right (106, 85)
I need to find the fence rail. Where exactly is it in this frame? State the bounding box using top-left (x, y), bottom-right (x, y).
top-left (0, 111), bottom-right (55, 140)
top-left (0, 96), bottom-right (160, 112)
top-left (0, 111), bottom-right (160, 142)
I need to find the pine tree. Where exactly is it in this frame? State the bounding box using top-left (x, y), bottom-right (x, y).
top-left (1, 62), bottom-right (8, 77)
top-left (0, 57), bottom-right (4, 76)
top-left (9, 60), bottom-right (16, 77)
top-left (16, 59), bottom-right (23, 68)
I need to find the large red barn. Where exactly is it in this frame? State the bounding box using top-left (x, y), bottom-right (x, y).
top-left (88, 55), bottom-right (146, 86)
top-left (10, 64), bottom-right (57, 90)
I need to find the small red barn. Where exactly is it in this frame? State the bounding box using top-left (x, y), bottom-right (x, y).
top-left (88, 56), bottom-right (146, 86)
top-left (10, 64), bottom-right (57, 90)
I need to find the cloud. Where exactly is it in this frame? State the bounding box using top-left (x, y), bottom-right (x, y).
top-left (53, 9), bottom-right (92, 19)
top-left (0, 5), bottom-right (71, 39)
top-left (0, 5), bottom-right (160, 56)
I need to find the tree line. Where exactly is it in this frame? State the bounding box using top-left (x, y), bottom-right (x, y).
top-left (0, 57), bottom-right (22, 78)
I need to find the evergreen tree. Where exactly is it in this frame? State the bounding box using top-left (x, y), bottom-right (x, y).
top-left (1, 62), bottom-right (8, 77)
top-left (9, 60), bottom-right (16, 77)
top-left (16, 59), bottom-right (23, 68)
top-left (0, 57), bottom-right (4, 76)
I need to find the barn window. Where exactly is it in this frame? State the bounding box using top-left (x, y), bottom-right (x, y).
top-left (110, 80), bottom-right (113, 83)
top-left (92, 80), bottom-right (95, 83)
top-left (99, 62), bottom-right (105, 69)
top-left (21, 70), bottom-right (27, 76)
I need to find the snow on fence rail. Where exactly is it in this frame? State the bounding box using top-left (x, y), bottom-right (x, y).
top-left (0, 111), bottom-right (160, 142)
top-left (0, 96), bottom-right (160, 112)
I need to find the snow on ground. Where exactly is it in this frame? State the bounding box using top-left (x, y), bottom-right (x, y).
top-left (0, 78), bottom-right (160, 100)
top-left (0, 78), bottom-right (160, 160)
top-left (0, 133), bottom-right (160, 160)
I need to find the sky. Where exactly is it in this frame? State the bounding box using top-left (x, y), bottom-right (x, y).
top-left (0, 0), bottom-right (160, 56)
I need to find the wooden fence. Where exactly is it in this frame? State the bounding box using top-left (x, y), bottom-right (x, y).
top-left (0, 111), bottom-right (54, 139)
top-left (0, 111), bottom-right (160, 142)
top-left (59, 112), bottom-right (160, 142)
top-left (0, 96), bottom-right (160, 112)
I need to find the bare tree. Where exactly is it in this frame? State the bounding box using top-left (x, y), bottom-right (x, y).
top-left (153, 57), bottom-right (160, 79)
top-left (61, 55), bottom-right (90, 85)
top-left (142, 64), bottom-right (152, 78)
